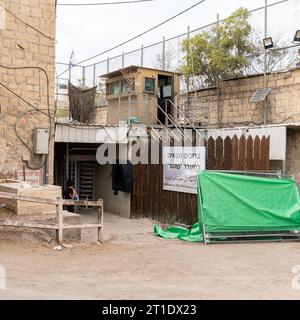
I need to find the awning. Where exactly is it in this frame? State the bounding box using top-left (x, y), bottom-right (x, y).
top-left (55, 123), bottom-right (129, 144)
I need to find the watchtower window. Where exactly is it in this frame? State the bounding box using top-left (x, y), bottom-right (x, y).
top-left (145, 78), bottom-right (155, 93)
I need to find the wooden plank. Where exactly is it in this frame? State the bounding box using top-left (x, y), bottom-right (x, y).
top-left (266, 136), bottom-right (270, 170)
top-left (142, 164), bottom-right (149, 219)
top-left (63, 224), bottom-right (102, 229)
top-left (56, 198), bottom-right (63, 244)
top-left (254, 136), bottom-right (261, 170)
top-left (215, 137), bottom-right (224, 170)
top-left (98, 199), bottom-right (104, 242)
top-left (246, 136), bottom-right (254, 170)
top-left (0, 192), bottom-right (58, 205)
top-left (207, 137), bottom-right (216, 170)
top-left (131, 164), bottom-right (139, 218)
top-left (63, 200), bottom-right (102, 207)
top-left (231, 135), bottom-right (239, 170)
top-left (261, 136), bottom-right (270, 170)
top-left (0, 221), bottom-right (102, 230)
top-left (224, 136), bottom-right (232, 170)
top-left (0, 220), bottom-right (57, 229)
top-left (239, 135), bottom-right (246, 170)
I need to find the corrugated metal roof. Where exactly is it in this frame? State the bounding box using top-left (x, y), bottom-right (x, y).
top-left (55, 123), bottom-right (129, 144)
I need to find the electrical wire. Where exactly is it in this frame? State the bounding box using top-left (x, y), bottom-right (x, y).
top-left (0, 80), bottom-right (109, 131)
top-left (0, 65), bottom-right (52, 135)
top-left (56, 0), bottom-right (207, 78)
top-left (0, 81), bottom-right (55, 121)
top-left (0, 65), bottom-right (53, 170)
top-left (57, 0), bottom-right (154, 6)
top-left (4, 8), bottom-right (55, 41)
top-left (14, 109), bottom-right (48, 170)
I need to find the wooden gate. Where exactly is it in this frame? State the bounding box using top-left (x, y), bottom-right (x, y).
top-left (131, 135), bottom-right (270, 224)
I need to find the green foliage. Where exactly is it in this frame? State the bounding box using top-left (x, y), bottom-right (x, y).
top-left (180, 8), bottom-right (253, 86)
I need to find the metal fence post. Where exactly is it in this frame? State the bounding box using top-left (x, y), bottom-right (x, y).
top-left (264, 0), bottom-right (268, 125)
top-left (162, 36), bottom-right (166, 70)
top-left (185, 26), bottom-right (191, 128)
top-left (56, 197), bottom-right (64, 244)
top-left (107, 57), bottom-right (110, 73)
top-left (216, 14), bottom-right (221, 129)
top-left (141, 44), bottom-right (144, 67)
top-left (98, 199), bottom-right (104, 243)
top-left (82, 66), bottom-right (86, 87)
top-left (93, 64), bottom-right (96, 86)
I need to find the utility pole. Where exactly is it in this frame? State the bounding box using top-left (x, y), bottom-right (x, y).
top-left (162, 36), bottom-right (166, 70)
top-left (186, 26), bottom-right (191, 128)
top-left (216, 13), bottom-right (221, 129)
top-left (264, 0), bottom-right (268, 125)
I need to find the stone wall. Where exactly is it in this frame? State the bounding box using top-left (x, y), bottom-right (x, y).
top-left (183, 68), bottom-right (300, 128)
top-left (0, 183), bottom-right (61, 215)
top-left (286, 129), bottom-right (300, 184)
top-left (0, 1), bottom-right (56, 183)
top-left (181, 69), bottom-right (300, 182)
top-left (94, 107), bottom-right (108, 126)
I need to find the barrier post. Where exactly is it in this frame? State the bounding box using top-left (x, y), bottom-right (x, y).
top-left (56, 197), bottom-right (64, 244)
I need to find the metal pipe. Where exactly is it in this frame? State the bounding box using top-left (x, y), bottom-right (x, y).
top-left (162, 36), bottom-right (166, 70)
top-left (93, 64), bottom-right (96, 86)
top-left (122, 52), bottom-right (125, 68)
top-left (150, 111), bottom-right (180, 141)
top-left (82, 66), bottom-right (86, 87)
top-left (150, 97), bottom-right (188, 139)
top-left (264, 0), bottom-right (268, 125)
top-left (216, 13), bottom-right (221, 129)
top-left (198, 183), bottom-right (207, 245)
top-left (186, 26), bottom-right (191, 128)
top-left (106, 57), bottom-right (110, 73)
top-left (141, 45), bottom-right (144, 67)
top-left (168, 99), bottom-right (204, 139)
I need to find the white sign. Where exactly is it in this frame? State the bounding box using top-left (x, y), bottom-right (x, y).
top-left (17, 170), bottom-right (40, 186)
top-left (163, 147), bottom-right (206, 194)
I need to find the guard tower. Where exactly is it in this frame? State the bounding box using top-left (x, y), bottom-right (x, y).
top-left (101, 66), bottom-right (182, 126)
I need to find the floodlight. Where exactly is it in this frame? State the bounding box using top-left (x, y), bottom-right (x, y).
top-left (294, 30), bottom-right (300, 43)
top-left (263, 37), bottom-right (274, 50)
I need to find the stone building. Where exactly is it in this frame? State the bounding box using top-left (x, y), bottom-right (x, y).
top-left (0, 0), bottom-right (56, 184)
top-left (183, 67), bottom-right (300, 184)
top-left (183, 68), bottom-right (300, 128)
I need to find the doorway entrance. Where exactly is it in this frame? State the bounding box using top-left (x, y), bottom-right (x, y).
top-left (157, 74), bottom-right (173, 125)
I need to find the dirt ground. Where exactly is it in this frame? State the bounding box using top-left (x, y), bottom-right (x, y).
top-left (0, 212), bottom-right (300, 300)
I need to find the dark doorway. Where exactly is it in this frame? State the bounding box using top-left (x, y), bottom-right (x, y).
top-left (157, 74), bottom-right (173, 125)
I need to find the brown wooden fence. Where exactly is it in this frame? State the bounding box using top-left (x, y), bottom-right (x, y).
top-left (206, 135), bottom-right (270, 170)
top-left (131, 135), bottom-right (270, 225)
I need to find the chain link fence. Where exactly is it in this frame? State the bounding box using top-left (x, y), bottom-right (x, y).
top-left (55, 0), bottom-right (300, 112)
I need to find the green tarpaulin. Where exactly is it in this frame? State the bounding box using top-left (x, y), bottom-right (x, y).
top-left (154, 171), bottom-right (300, 242)
top-left (154, 223), bottom-right (203, 242)
top-left (199, 172), bottom-right (300, 233)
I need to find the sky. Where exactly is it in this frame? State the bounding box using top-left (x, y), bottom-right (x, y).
top-left (55, 0), bottom-right (299, 68)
